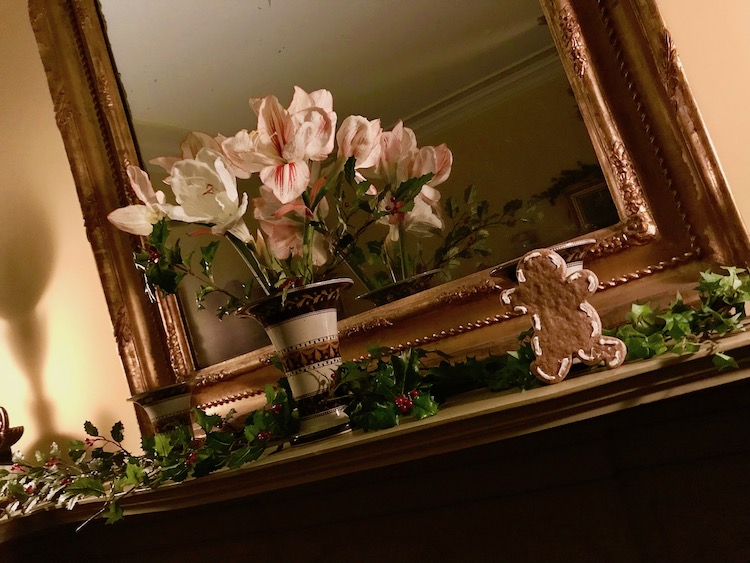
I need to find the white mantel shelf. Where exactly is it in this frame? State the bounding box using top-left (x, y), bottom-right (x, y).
top-left (3, 331), bottom-right (750, 541)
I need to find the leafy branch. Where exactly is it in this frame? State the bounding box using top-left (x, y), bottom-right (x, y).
top-left (606, 267), bottom-right (749, 369)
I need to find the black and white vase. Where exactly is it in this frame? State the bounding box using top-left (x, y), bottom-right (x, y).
top-left (240, 278), bottom-right (353, 445)
top-left (129, 382), bottom-right (193, 435)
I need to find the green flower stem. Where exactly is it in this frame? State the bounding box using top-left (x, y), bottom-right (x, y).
top-left (343, 258), bottom-right (377, 292)
top-left (301, 219), bottom-right (315, 285)
top-left (226, 233), bottom-right (272, 295)
top-left (398, 223), bottom-right (408, 280)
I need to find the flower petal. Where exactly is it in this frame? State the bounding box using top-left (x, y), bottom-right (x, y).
top-left (107, 205), bottom-right (158, 236)
top-left (260, 161), bottom-right (310, 204)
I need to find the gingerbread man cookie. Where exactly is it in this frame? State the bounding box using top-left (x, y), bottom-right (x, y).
top-left (500, 248), bottom-right (626, 384)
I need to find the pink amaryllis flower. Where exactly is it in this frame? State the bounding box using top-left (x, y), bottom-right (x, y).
top-left (336, 115), bottom-right (382, 170)
top-left (253, 186), bottom-right (329, 266)
top-left (107, 166), bottom-right (172, 236)
top-left (223, 87), bottom-right (337, 205)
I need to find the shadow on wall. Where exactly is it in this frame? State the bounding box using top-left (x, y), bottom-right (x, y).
top-left (0, 187), bottom-right (71, 454)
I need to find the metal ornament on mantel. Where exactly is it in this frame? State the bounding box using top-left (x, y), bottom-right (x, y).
top-left (499, 248), bottom-right (626, 384)
top-left (0, 407), bottom-right (24, 465)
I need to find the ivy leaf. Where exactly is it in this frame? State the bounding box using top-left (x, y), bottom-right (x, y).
top-left (110, 421), bottom-right (124, 443)
top-left (712, 352), bottom-right (739, 371)
top-left (84, 422), bottom-right (99, 437)
top-left (670, 338), bottom-right (700, 355)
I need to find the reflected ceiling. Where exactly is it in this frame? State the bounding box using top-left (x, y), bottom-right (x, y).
top-left (100, 0), bottom-right (550, 138)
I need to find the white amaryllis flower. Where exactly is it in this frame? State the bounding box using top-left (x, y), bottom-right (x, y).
top-left (168, 147), bottom-right (253, 242)
top-left (107, 165), bottom-right (172, 236)
top-left (150, 131), bottom-right (250, 181)
top-left (382, 192), bottom-right (444, 243)
top-left (222, 87), bottom-right (336, 204)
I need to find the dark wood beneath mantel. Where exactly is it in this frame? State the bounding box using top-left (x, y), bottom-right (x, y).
top-left (3, 339), bottom-right (750, 561)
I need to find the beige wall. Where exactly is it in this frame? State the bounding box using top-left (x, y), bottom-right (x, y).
top-left (657, 0), bottom-right (750, 226)
top-left (0, 0), bottom-right (747, 457)
top-left (0, 0), bottom-right (139, 455)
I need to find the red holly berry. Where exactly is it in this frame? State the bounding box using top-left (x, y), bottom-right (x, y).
top-left (269, 403), bottom-right (283, 415)
top-left (394, 395), bottom-right (414, 413)
top-left (185, 452), bottom-right (198, 467)
top-left (24, 484), bottom-right (34, 494)
top-left (44, 457), bottom-right (61, 468)
top-left (409, 389), bottom-right (420, 399)
top-left (256, 430), bottom-right (272, 442)
top-left (60, 477), bottom-right (73, 486)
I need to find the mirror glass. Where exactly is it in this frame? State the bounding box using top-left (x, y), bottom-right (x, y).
top-left (100, 0), bottom-right (618, 367)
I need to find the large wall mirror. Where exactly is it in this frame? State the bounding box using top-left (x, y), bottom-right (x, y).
top-left (99, 0), bottom-right (614, 368)
top-left (29, 0), bottom-right (750, 425)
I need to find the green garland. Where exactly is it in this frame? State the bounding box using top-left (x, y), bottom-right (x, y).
top-left (1, 267), bottom-right (747, 528)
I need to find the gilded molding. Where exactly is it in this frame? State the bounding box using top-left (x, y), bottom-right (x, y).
top-left (342, 317), bottom-right (394, 338)
top-left (437, 280), bottom-right (502, 305)
top-left (197, 388), bottom-right (265, 410)
top-left (610, 142), bottom-right (652, 221)
top-left (598, 251), bottom-right (700, 290)
top-left (53, 91), bottom-right (73, 131)
top-left (558, 5), bottom-right (587, 78)
top-left (663, 31), bottom-right (681, 103)
top-left (95, 76), bottom-right (115, 109)
top-left (350, 311), bottom-right (523, 363)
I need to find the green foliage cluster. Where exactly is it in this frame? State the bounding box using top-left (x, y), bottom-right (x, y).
top-left (336, 348), bottom-right (439, 431)
top-left (425, 329), bottom-right (540, 401)
top-left (0, 385), bottom-right (293, 528)
top-left (3, 268), bottom-right (746, 529)
top-left (608, 267), bottom-right (750, 368)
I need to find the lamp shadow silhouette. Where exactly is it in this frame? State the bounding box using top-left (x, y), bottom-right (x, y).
top-left (0, 189), bottom-right (76, 455)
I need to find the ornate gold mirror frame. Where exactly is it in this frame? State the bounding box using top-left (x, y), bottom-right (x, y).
top-left (28, 0), bottom-right (750, 424)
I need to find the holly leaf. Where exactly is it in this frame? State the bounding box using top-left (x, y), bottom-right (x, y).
top-left (153, 434), bottom-right (173, 458)
top-left (84, 421), bottom-right (99, 437)
top-left (349, 401), bottom-right (398, 432)
top-left (193, 408), bottom-right (222, 433)
top-left (110, 421), bottom-right (124, 443)
top-left (226, 444), bottom-right (265, 469)
top-left (411, 394), bottom-right (439, 420)
top-left (66, 477), bottom-right (105, 497)
top-left (200, 240), bottom-right (220, 279)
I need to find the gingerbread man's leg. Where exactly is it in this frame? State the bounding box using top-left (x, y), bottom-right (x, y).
top-left (530, 334), bottom-right (574, 383)
top-left (577, 336), bottom-right (627, 368)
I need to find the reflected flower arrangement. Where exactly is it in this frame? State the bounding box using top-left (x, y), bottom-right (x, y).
top-left (107, 86), bottom-right (487, 313)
